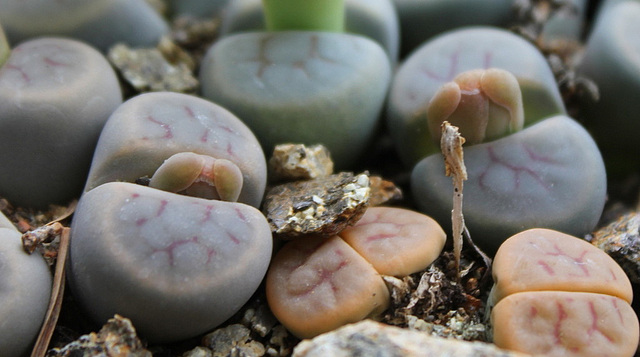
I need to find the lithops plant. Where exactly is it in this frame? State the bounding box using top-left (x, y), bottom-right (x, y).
top-left (412, 113), bottom-right (606, 255)
top-left (200, 0), bottom-right (392, 168)
top-left (387, 27), bottom-right (566, 167)
top-left (84, 92), bottom-right (267, 208)
top-left (68, 182), bottom-right (272, 343)
top-left (219, 0), bottom-right (400, 62)
top-left (266, 207), bottom-right (446, 338)
top-left (0, 212), bottom-right (53, 356)
top-left (0, 0), bottom-right (168, 52)
top-left (577, 1), bottom-right (640, 175)
top-left (490, 229), bottom-right (639, 356)
top-left (0, 37), bottom-right (122, 208)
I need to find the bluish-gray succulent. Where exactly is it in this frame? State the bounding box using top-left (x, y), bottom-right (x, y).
top-left (0, 37), bottom-right (122, 208)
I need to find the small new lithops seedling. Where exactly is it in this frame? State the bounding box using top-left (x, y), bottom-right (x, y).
top-left (266, 206), bottom-right (446, 338)
top-left (490, 228), bottom-right (639, 356)
top-left (426, 68), bottom-right (524, 148)
top-left (0, 212), bottom-right (53, 356)
top-left (149, 152), bottom-right (244, 202)
top-left (68, 182), bottom-right (273, 343)
top-left (0, 37), bottom-right (122, 208)
top-left (388, 27), bottom-right (566, 167)
top-left (84, 92), bottom-right (267, 208)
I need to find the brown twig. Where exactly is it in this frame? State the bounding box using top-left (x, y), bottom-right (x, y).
top-left (30, 227), bottom-right (70, 357)
top-left (440, 121), bottom-right (468, 282)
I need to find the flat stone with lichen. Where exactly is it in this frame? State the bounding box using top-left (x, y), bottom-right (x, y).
top-left (292, 320), bottom-right (529, 357)
top-left (263, 172), bottom-right (370, 239)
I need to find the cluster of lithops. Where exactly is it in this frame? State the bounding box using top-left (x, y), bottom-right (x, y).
top-left (490, 229), bottom-right (639, 356)
top-left (68, 92), bottom-right (272, 342)
top-left (577, 0), bottom-right (640, 175)
top-left (266, 206), bottom-right (446, 338)
top-left (2, 0), bottom-right (640, 354)
top-left (0, 212), bottom-right (52, 356)
top-left (200, 0), bottom-right (394, 168)
top-left (0, 36), bottom-right (122, 208)
top-left (389, 27), bottom-right (606, 254)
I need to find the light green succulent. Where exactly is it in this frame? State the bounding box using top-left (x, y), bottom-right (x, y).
top-left (262, 0), bottom-right (345, 32)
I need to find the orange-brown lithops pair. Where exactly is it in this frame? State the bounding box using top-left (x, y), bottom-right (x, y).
top-left (490, 228), bottom-right (639, 357)
top-left (266, 207), bottom-right (446, 339)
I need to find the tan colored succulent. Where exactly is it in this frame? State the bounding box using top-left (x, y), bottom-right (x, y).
top-left (426, 68), bottom-right (524, 146)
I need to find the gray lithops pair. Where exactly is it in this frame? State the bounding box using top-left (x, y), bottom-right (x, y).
top-left (200, 0), bottom-right (394, 169)
top-left (0, 0), bottom-right (168, 52)
top-left (0, 212), bottom-right (52, 356)
top-left (577, 0), bottom-right (640, 175)
top-left (69, 92), bottom-right (272, 343)
top-left (391, 27), bottom-right (606, 254)
top-left (0, 37), bottom-right (122, 209)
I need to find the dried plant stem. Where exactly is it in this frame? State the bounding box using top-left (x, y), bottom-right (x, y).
top-left (440, 121), bottom-right (468, 282)
top-left (30, 227), bottom-right (70, 357)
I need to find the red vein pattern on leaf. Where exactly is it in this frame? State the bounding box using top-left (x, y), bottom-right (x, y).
top-left (249, 35), bottom-right (275, 78)
top-left (421, 50), bottom-right (494, 83)
top-left (3, 64), bottom-right (31, 84)
top-left (126, 195), bottom-right (238, 267)
top-left (152, 236), bottom-right (217, 266)
top-left (145, 115), bottom-right (173, 139)
top-left (542, 244), bottom-right (590, 277)
top-left (290, 248), bottom-right (349, 297)
top-left (554, 302), bottom-right (570, 348)
top-left (43, 57), bottom-right (68, 67)
top-left (478, 144), bottom-right (554, 192)
top-left (587, 301), bottom-right (614, 343)
top-left (292, 35), bottom-right (337, 78)
top-left (611, 297), bottom-right (625, 325)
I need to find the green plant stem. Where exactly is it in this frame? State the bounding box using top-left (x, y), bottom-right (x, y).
top-left (262, 0), bottom-right (345, 32)
top-left (0, 25), bottom-right (9, 68)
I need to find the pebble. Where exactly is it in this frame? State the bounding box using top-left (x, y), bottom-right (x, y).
top-left (262, 172), bottom-right (370, 239)
top-left (268, 144), bottom-right (334, 182)
top-left (590, 211), bottom-right (640, 284)
top-left (48, 315), bottom-right (151, 357)
top-left (108, 42), bottom-right (198, 93)
top-left (292, 320), bottom-right (529, 357)
top-left (202, 324), bottom-right (266, 357)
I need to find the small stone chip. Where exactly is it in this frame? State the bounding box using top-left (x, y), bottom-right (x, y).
top-left (108, 42), bottom-right (198, 94)
top-left (368, 176), bottom-right (403, 206)
top-left (262, 172), bottom-right (370, 239)
top-left (202, 324), bottom-right (266, 357)
top-left (48, 315), bottom-right (151, 357)
top-left (590, 211), bottom-right (640, 284)
top-left (268, 144), bottom-right (334, 182)
top-left (292, 320), bottom-right (529, 357)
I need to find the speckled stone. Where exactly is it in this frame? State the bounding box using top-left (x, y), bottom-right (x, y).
top-left (292, 320), bottom-right (530, 357)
